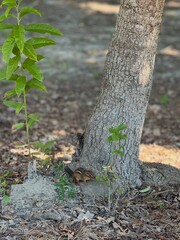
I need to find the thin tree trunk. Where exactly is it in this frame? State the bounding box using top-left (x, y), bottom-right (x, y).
top-left (78, 0), bottom-right (165, 190)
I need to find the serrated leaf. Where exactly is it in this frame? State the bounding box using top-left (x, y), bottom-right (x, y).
top-left (44, 140), bottom-right (54, 149)
top-left (26, 37), bottom-right (56, 49)
top-left (1, 0), bottom-right (16, 7)
top-left (27, 118), bottom-right (37, 128)
top-left (27, 114), bottom-right (39, 128)
top-left (23, 42), bottom-right (37, 61)
top-left (0, 23), bottom-right (14, 30)
top-left (28, 113), bottom-right (39, 121)
top-left (26, 78), bottom-right (47, 92)
top-left (0, 13), bottom-right (15, 22)
top-left (0, 67), bottom-right (7, 81)
top-left (5, 6), bottom-right (13, 17)
top-left (9, 74), bottom-right (18, 81)
top-left (22, 58), bottom-right (43, 80)
top-left (3, 100), bottom-right (24, 113)
top-left (3, 89), bottom-right (16, 99)
top-left (37, 54), bottom-right (44, 61)
top-left (2, 35), bottom-right (15, 63)
top-left (12, 122), bottom-right (24, 130)
top-left (0, 71), bottom-right (18, 81)
top-left (112, 149), bottom-right (124, 156)
top-left (3, 100), bottom-right (18, 109)
top-left (20, 7), bottom-right (42, 19)
top-left (6, 55), bottom-right (20, 79)
top-left (25, 23), bottom-right (62, 36)
top-left (13, 25), bottom-right (25, 52)
top-left (32, 141), bottom-right (44, 149)
top-left (15, 76), bottom-right (26, 96)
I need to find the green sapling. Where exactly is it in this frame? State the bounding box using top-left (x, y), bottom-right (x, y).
top-left (0, 0), bottom-right (62, 156)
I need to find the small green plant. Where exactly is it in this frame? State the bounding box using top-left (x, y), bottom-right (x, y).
top-left (0, 171), bottom-right (11, 204)
top-left (33, 140), bottom-right (54, 155)
top-left (96, 165), bottom-right (117, 185)
top-left (54, 163), bottom-right (76, 201)
top-left (96, 165), bottom-right (123, 211)
top-left (107, 123), bottom-right (127, 156)
top-left (96, 124), bottom-right (127, 211)
top-left (157, 200), bottom-right (165, 209)
top-left (0, 0), bottom-right (62, 157)
top-left (159, 94), bottom-right (169, 106)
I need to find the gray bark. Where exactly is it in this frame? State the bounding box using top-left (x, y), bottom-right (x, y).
top-left (75, 0), bottom-right (165, 190)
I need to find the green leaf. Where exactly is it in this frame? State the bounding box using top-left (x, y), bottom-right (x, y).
top-left (28, 113), bottom-right (39, 121)
top-left (112, 149), bottom-right (124, 156)
top-left (22, 58), bottom-right (43, 81)
top-left (112, 134), bottom-right (120, 142)
top-left (118, 134), bottom-right (128, 140)
top-left (12, 122), bottom-right (24, 130)
top-left (23, 42), bottom-right (37, 61)
top-left (20, 7), bottom-right (42, 19)
top-left (3, 89), bottom-right (16, 99)
top-left (25, 23), bottom-right (62, 36)
top-left (139, 186), bottom-right (151, 193)
top-left (1, 0), bottom-right (16, 7)
top-left (0, 23), bottom-right (14, 30)
top-left (44, 140), bottom-right (54, 150)
top-left (0, 15), bottom-right (6, 22)
top-left (8, 73), bottom-right (18, 81)
top-left (32, 140), bottom-right (54, 153)
top-left (37, 54), bottom-right (44, 61)
top-left (6, 55), bottom-right (20, 80)
top-left (0, 67), bottom-right (7, 81)
top-left (5, 6), bottom-right (13, 17)
top-left (3, 100), bottom-right (24, 114)
top-left (0, 13), bottom-right (15, 22)
top-left (26, 37), bottom-right (56, 49)
top-left (27, 118), bottom-right (38, 128)
top-left (26, 78), bottom-right (47, 92)
top-left (15, 76), bottom-right (26, 96)
top-left (2, 195), bottom-right (10, 204)
top-left (32, 141), bottom-right (44, 149)
top-left (13, 25), bottom-right (25, 52)
top-left (117, 123), bottom-right (127, 131)
top-left (107, 136), bottom-right (113, 143)
top-left (2, 35), bottom-right (15, 63)
top-left (109, 127), bottom-right (115, 133)
top-left (12, 46), bottom-right (20, 55)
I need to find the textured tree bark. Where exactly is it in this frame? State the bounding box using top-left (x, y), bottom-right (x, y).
top-left (77, 0), bottom-right (165, 190)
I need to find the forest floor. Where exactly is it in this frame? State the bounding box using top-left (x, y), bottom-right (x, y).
top-left (0, 0), bottom-right (180, 239)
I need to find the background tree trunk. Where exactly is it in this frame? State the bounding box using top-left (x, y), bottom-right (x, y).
top-left (77, 0), bottom-right (165, 190)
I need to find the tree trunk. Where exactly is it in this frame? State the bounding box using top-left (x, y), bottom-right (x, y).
top-left (77, 0), bottom-right (165, 191)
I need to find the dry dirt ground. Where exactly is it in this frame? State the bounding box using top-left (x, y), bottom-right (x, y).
top-left (0, 0), bottom-right (180, 239)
